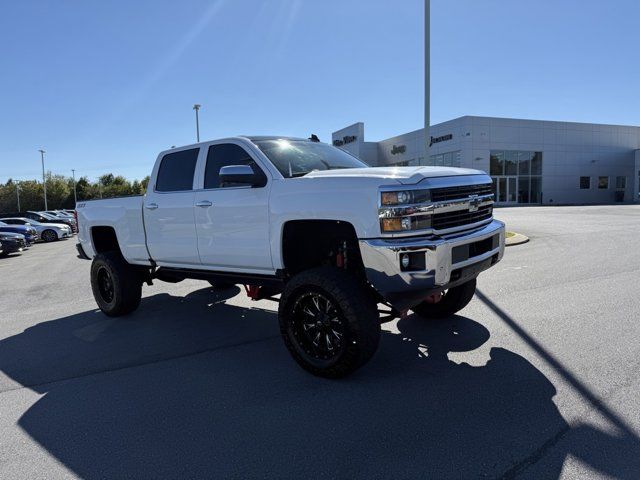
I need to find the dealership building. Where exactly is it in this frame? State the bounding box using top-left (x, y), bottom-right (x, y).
top-left (332, 116), bottom-right (640, 205)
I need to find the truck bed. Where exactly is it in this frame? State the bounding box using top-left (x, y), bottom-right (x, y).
top-left (76, 196), bottom-right (151, 265)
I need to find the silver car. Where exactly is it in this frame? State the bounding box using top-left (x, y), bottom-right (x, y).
top-left (0, 217), bottom-right (72, 242)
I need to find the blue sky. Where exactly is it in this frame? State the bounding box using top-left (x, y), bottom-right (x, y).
top-left (1, 0), bottom-right (638, 182)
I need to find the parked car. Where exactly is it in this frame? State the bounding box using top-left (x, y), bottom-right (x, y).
top-left (0, 220), bottom-right (37, 244)
top-left (29, 211), bottom-right (77, 233)
top-left (0, 217), bottom-right (71, 242)
top-left (44, 210), bottom-right (74, 219)
top-left (77, 136), bottom-right (505, 378)
top-left (0, 232), bottom-right (28, 256)
top-left (0, 240), bottom-right (3, 256)
top-left (0, 211), bottom-right (77, 233)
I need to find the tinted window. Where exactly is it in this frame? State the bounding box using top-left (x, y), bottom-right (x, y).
top-left (204, 144), bottom-right (266, 189)
top-left (155, 148), bottom-right (199, 192)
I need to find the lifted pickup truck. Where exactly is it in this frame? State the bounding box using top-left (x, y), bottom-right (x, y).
top-left (77, 136), bottom-right (504, 377)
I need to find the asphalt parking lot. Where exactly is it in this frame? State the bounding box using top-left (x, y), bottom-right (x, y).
top-left (1, 205), bottom-right (639, 479)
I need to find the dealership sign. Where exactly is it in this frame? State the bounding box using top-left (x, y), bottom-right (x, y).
top-left (333, 135), bottom-right (357, 147)
top-left (429, 134), bottom-right (453, 146)
top-left (390, 144), bottom-right (406, 155)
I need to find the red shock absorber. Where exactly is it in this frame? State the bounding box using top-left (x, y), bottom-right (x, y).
top-left (244, 285), bottom-right (262, 301)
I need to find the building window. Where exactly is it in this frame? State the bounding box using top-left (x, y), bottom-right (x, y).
top-left (490, 150), bottom-right (543, 204)
top-left (615, 176), bottom-right (626, 189)
top-left (579, 176), bottom-right (591, 189)
top-left (490, 151), bottom-right (505, 175)
top-left (598, 177), bottom-right (609, 189)
top-left (427, 150), bottom-right (461, 167)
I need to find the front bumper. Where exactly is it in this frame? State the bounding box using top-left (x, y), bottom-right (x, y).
top-left (0, 239), bottom-right (27, 255)
top-left (359, 220), bottom-right (505, 310)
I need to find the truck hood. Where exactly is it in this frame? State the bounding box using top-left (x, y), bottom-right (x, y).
top-left (303, 166), bottom-right (486, 185)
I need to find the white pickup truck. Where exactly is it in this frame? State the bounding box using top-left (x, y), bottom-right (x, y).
top-left (76, 136), bottom-right (505, 377)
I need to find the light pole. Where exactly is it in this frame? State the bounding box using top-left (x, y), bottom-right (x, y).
top-left (424, 0), bottom-right (430, 162)
top-left (71, 169), bottom-right (78, 205)
top-left (39, 149), bottom-right (48, 210)
top-left (16, 182), bottom-right (21, 211)
top-left (193, 104), bottom-right (201, 142)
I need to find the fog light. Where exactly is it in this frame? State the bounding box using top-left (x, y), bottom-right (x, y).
top-left (401, 254), bottom-right (410, 269)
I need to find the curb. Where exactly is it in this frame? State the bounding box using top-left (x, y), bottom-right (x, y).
top-left (505, 232), bottom-right (529, 246)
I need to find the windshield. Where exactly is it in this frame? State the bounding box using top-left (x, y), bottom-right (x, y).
top-left (253, 139), bottom-right (368, 178)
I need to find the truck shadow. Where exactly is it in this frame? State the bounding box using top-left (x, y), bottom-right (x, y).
top-left (0, 287), bottom-right (638, 479)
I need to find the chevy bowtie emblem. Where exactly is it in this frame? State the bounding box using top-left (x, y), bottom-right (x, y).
top-left (468, 195), bottom-right (480, 212)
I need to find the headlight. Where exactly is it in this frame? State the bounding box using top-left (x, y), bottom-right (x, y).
top-left (380, 216), bottom-right (431, 232)
top-left (379, 189), bottom-right (432, 232)
top-left (381, 189), bottom-right (430, 206)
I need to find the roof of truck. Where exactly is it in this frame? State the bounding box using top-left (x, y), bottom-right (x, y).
top-left (243, 136), bottom-right (314, 142)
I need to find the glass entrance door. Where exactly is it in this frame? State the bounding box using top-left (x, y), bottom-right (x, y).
top-left (493, 176), bottom-right (518, 204)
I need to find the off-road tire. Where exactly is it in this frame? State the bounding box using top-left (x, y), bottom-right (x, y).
top-left (279, 267), bottom-right (380, 378)
top-left (412, 278), bottom-right (477, 319)
top-left (91, 251), bottom-right (143, 317)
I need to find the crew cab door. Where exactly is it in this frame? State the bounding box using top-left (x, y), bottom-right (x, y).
top-left (193, 142), bottom-right (273, 273)
top-left (143, 147), bottom-right (201, 266)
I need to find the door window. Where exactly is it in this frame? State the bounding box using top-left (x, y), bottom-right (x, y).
top-left (204, 144), bottom-right (266, 189)
top-left (155, 149), bottom-right (199, 192)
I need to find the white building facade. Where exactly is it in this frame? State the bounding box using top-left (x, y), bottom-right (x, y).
top-left (332, 116), bottom-right (640, 205)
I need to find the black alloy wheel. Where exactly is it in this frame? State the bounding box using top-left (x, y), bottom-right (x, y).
top-left (290, 291), bottom-right (347, 362)
top-left (279, 267), bottom-right (380, 378)
top-left (96, 266), bottom-right (115, 303)
top-left (90, 251), bottom-right (143, 316)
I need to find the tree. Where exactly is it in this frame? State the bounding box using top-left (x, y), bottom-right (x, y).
top-left (0, 172), bottom-right (149, 212)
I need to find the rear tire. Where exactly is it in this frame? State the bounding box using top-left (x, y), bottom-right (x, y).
top-left (412, 278), bottom-right (477, 319)
top-left (41, 229), bottom-right (58, 242)
top-left (91, 251), bottom-right (143, 317)
top-left (279, 267), bottom-right (380, 378)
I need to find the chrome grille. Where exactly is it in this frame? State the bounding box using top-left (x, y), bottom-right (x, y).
top-left (433, 205), bottom-right (493, 230)
top-left (431, 183), bottom-right (494, 202)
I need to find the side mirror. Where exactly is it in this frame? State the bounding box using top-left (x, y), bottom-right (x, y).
top-left (219, 165), bottom-right (265, 187)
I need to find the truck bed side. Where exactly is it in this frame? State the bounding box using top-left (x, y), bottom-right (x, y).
top-left (76, 196), bottom-right (150, 265)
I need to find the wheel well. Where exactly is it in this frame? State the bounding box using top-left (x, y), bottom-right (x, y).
top-left (282, 220), bottom-right (364, 276)
top-left (91, 226), bottom-right (121, 255)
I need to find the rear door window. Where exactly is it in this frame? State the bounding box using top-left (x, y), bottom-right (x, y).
top-left (155, 148), bottom-right (200, 192)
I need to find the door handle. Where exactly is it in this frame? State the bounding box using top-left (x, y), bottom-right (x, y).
top-left (195, 200), bottom-right (212, 208)
top-left (145, 203), bottom-right (158, 210)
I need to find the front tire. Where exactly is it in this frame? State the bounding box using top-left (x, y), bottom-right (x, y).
top-left (412, 278), bottom-right (477, 319)
top-left (279, 267), bottom-right (380, 378)
top-left (90, 252), bottom-right (143, 317)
